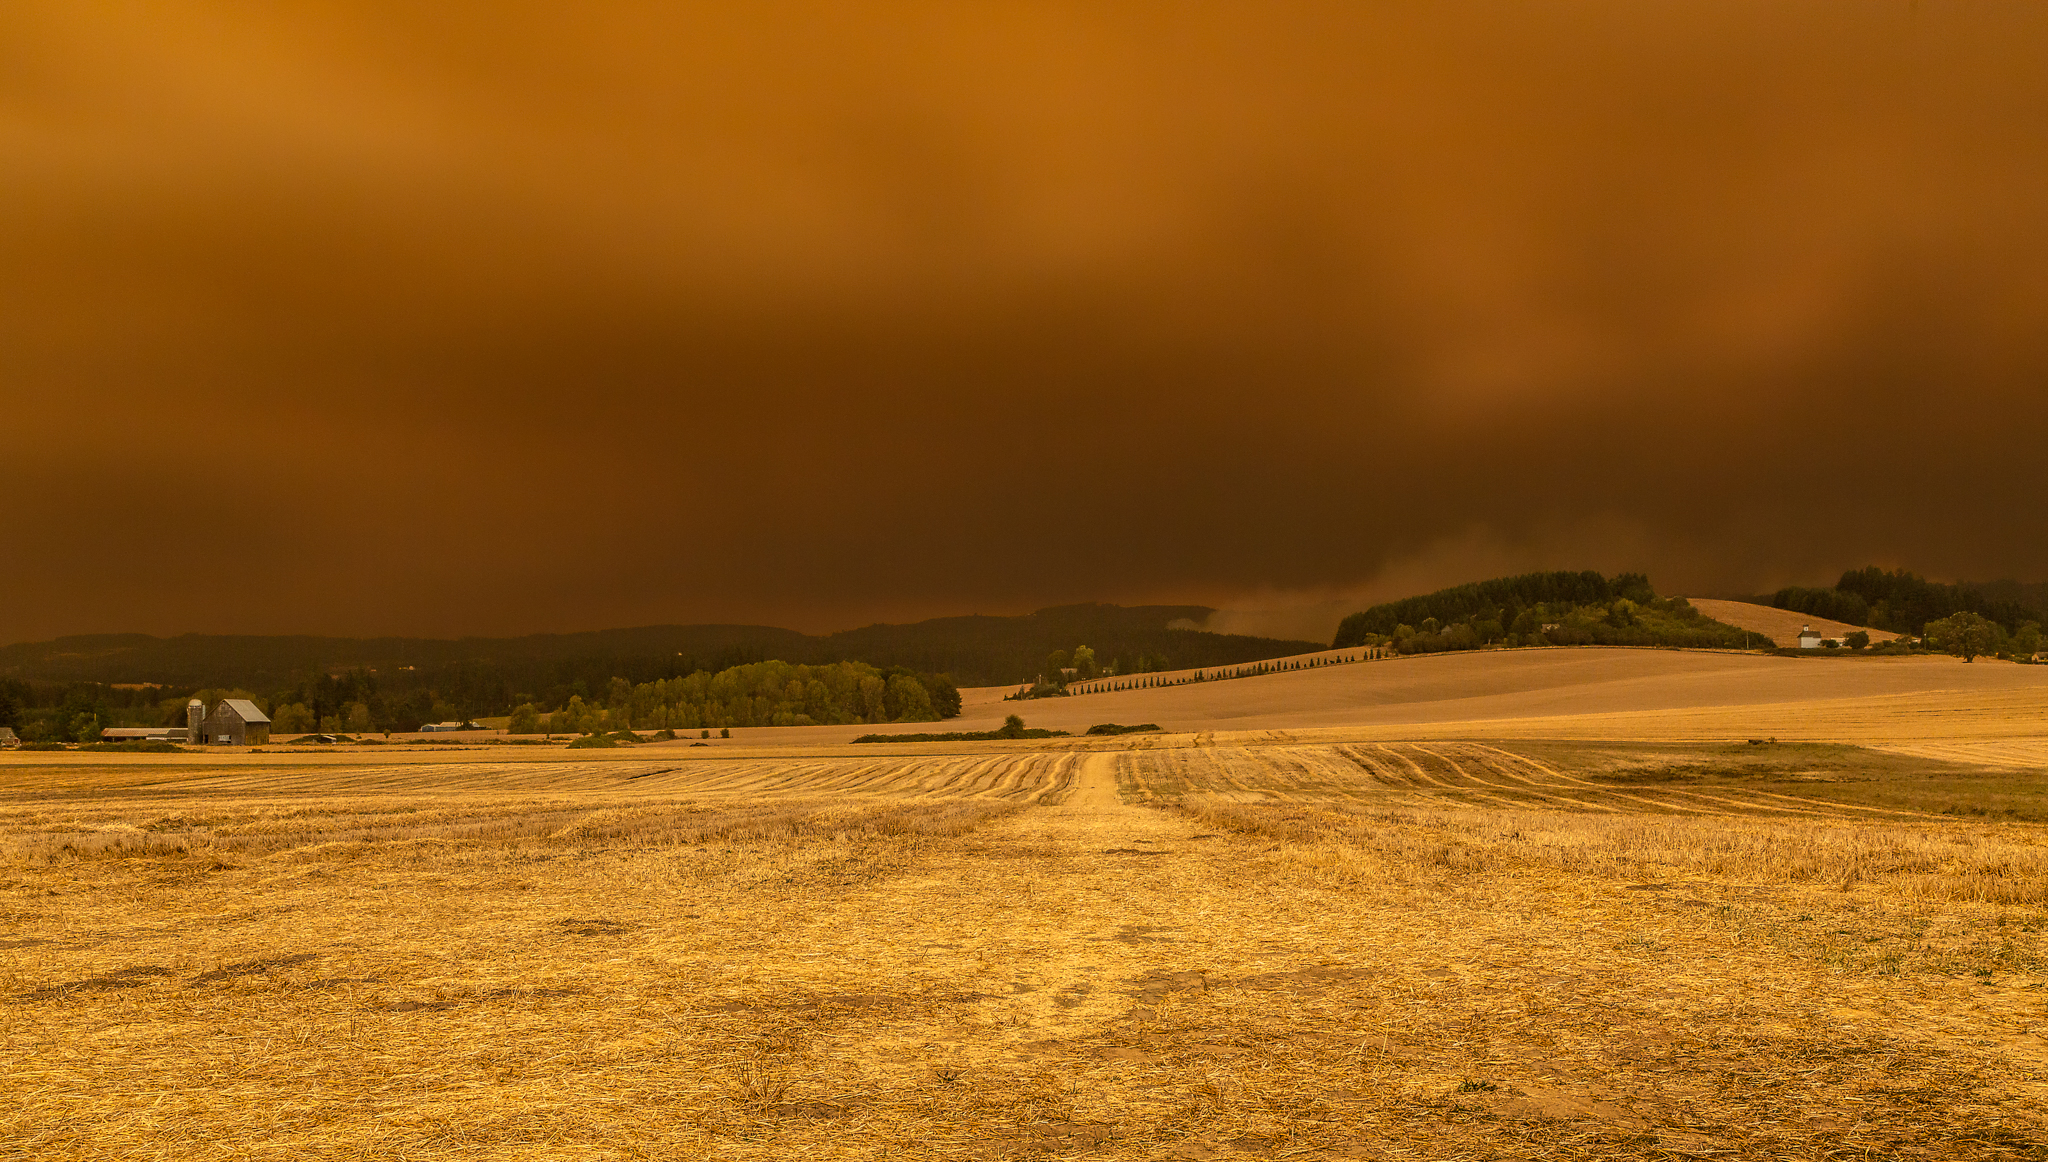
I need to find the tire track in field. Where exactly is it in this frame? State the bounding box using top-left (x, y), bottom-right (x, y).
top-left (1735, 788), bottom-right (1952, 820)
top-left (1469, 744), bottom-right (1948, 821)
top-left (1212, 749), bottom-right (1279, 800)
top-left (1290, 745), bottom-right (1382, 800)
top-left (1332, 745), bottom-right (1409, 788)
top-left (1372, 744), bottom-right (1530, 811)
top-left (1418, 744), bottom-right (1625, 813)
top-left (1456, 746), bottom-right (1729, 817)
top-left (1873, 741), bottom-right (2048, 772)
top-left (1330, 744), bottom-right (1529, 810)
top-left (1465, 745), bottom-right (1768, 817)
top-left (1332, 746), bottom-right (1455, 810)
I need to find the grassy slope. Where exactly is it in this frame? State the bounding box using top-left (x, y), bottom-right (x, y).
top-left (1687, 598), bottom-right (1901, 648)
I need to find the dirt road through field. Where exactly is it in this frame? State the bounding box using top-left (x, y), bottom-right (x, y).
top-left (921, 750), bottom-right (1219, 1051)
top-left (1060, 750), bottom-right (1127, 810)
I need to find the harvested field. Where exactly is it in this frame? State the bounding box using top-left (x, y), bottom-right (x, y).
top-left (6, 661), bottom-right (2048, 1160)
top-left (1685, 598), bottom-right (1901, 648)
top-left (953, 647), bottom-right (2048, 743)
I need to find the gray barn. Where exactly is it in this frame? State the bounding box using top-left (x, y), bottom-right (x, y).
top-left (197, 698), bottom-right (271, 745)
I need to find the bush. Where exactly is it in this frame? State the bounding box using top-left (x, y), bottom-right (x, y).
top-left (2010, 622), bottom-right (2042, 660)
top-left (852, 727), bottom-right (1071, 743)
top-left (1085, 723), bottom-right (1162, 735)
top-left (566, 735), bottom-right (617, 749)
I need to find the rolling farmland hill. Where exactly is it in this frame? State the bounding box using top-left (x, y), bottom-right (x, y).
top-left (1685, 598), bottom-right (1900, 648)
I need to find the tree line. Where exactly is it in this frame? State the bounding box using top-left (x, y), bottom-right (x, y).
top-left (513, 661), bottom-right (961, 735)
top-left (1060, 650), bottom-right (1383, 697)
top-left (0, 657), bottom-right (962, 742)
top-left (1768, 567), bottom-right (2044, 637)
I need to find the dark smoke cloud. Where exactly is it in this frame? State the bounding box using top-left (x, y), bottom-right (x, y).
top-left (3, 2), bottom-right (2045, 642)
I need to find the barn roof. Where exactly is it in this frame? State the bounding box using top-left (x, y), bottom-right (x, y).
top-left (220, 698), bottom-right (271, 724)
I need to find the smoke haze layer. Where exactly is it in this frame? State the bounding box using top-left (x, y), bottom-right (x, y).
top-left (3, 3), bottom-right (2045, 641)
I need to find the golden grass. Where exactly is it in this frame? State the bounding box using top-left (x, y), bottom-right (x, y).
top-left (1684, 598), bottom-right (1902, 648)
top-left (3, 739), bottom-right (2046, 1160)
top-left (952, 646), bottom-right (2048, 742)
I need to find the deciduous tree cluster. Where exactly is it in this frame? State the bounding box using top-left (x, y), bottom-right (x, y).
top-left (527, 661), bottom-right (960, 734)
top-left (1334, 572), bottom-right (1753, 654)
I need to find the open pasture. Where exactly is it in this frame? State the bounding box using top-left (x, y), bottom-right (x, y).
top-left (5, 723), bottom-right (2047, 1162)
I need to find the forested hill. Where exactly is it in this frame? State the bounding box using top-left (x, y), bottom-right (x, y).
top-left (1332, 571), bottom-right (1756, 653)
top-left (0, 604), bottom-right (1320, 692)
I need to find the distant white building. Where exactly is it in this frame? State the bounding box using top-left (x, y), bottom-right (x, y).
top-left (1797, 625), bottom-right (1824, 649)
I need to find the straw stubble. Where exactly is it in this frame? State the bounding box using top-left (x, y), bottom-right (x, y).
top-left (2, 740), bottom-right (2044, 1159)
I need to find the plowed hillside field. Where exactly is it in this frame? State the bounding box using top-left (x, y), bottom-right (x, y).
top-left (953, 646), bottom-right (2048, 743)
top-left (1685, 598), bottom-right (1900, 647)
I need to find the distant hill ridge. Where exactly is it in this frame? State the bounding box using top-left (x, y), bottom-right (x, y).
top-left (0, 605), bottom-right (1323, 691)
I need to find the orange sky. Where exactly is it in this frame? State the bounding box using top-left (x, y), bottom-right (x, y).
top-left (4, 2), bottom-right (2046, 642)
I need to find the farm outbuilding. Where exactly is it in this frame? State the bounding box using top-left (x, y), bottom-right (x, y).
top-left (0, 727), bottom-right (16, 748)
top-left (100, 728), bottom-right (188, 743)
top-left (197, 698), bottom-right (271, 745)
top-left (1797, 625), bottom-right (1824, 649)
